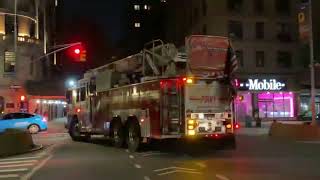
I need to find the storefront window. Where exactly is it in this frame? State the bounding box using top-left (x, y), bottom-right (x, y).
top-left (234, 92), bottom-right (252, 122)
top-left (258, 92), bottom-right (294, 118)
top-left (300, 96), bottom-right (320, 115)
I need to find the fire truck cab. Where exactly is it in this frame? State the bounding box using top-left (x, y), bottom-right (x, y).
top-left (66, 36), bottom-right (237, 152)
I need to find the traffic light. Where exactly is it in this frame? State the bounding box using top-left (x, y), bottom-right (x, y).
top-left (68, 45), bottom-right (86, 62)
top-left (79, 50), bottom-right (87, 62)
top-left (20, 95), bottom-right (28, 112)
top-left (20, 95), bottom-right (25, 102)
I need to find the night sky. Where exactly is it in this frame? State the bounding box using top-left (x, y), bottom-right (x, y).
top-left (56, 0), bottom-right (128, 75)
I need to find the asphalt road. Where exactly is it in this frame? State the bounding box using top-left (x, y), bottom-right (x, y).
top-left (1, 120), bottom-right (320, 180)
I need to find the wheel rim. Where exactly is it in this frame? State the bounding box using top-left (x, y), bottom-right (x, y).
top-left (72, 123), bottom-right (80, 136)
top-left (114, 129), bottom-right (120, 143)
top-left (29, 125), bottom-right (39, 134)
top-left (128, 127), bottom-right (138, 147)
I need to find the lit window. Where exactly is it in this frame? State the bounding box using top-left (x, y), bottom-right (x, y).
top-left (144, 5), bottom-right (148, 10)
top-left (4, 51), bottom-right (16, 72)
top-left (134, 22), bottom-right (141, 28)
top-left (134, 5), bottom-right (140, 10)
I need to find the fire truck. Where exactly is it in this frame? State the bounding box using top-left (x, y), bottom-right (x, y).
top-left (66, 36), bottom-right (238, 152)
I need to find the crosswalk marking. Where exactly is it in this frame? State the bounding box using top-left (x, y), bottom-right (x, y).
top-left (0, 168), bottom-right (28, 173)
top-left (0, 174), bottom-right (19, 178)
top-left (0, 163), bottom-right (34, 169)
top-left (0, 160), bottom-right (37, 165)
top-left (0, 156), bottom-right (42, 162)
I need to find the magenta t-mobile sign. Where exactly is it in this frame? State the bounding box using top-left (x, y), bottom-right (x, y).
top-left (239, 79), bottom-right (286, 91)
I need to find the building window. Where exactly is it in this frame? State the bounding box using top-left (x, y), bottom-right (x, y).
top-left (255, 22), bottom-right (264, 39)
top-left (277, 51), bottom-right (292, 68)
top-left (256, 51), bottom-right (264, 67)
top-left (4, 51), bottom-right (16, 73)
top-left (134, 5), bottom-right (140, 10)
top-left (228, 20), bottom-right (243, 39)
top-left (80, 87), bottom-right (86, 101)
top-left (227, 0), bottom-right (243, 12)
top-left (202, 24), bottom-right (207, 35)
top-left (202, 0), bottom-right (207, 16)
top-left (5, 15), bottom-right (14, 35)
top-left (275, 0), bottom-right (290, 15)
top-left (134, 22), bottom-right (141, 28)
top-left (276, 23), bottom-right (292, 42)
top-left (235, 50), bottom-right (244, 67)
top-left (254, 0), bottom-right (264, 14)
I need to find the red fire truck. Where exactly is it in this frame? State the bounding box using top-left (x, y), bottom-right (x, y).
top-left (66, 36), bottom-right (237, 152)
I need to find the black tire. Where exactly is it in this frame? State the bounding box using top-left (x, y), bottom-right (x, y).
top-left (126, 122), bottom-right (141, 152)
top-left (69, 120), bottom-right (82, 141)
top-left (111, 121), bottom-right (125, 148)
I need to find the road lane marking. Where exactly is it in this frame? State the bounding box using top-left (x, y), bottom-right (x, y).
top-left (0, 163), bottom-right (34, 168)
top-left (21, 154), bottom-right (53, 180)
top-left (144, 176), bottom-right (151, 180)
top-left (0, 160), bottom-right (37, 165)
top-left (195, 162), bottom-right (207, 168)
top-left (216, 174), bottom-right (230, 180)
top-left (296, 141), bottom-right (320, 144)
top-left (154, 167), bottom-right (197, 172)
top-left (125, 149), bottom-right (129, 153)
top-left (0, 174), bottom-right (19, 178)
top-left (134, 164), bottom-right (142, 169)
top-left (129, 155), bottom-right (135, 159)
top-left (158, 170), bottom-right (202, 176)
top-left (142, 152), bottom-right (167, 157)
top-left (0, 168), bottom-right (28, 173)
top-left (0, 156), bottom-right (41, 162)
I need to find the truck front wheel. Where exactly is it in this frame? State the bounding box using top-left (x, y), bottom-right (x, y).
top-left (126, 122), bottom-right (141, 152)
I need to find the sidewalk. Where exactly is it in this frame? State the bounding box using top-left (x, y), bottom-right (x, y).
top-left (236, 121), bottom-right (271, 136)
top-left (46, 117), bottom-right (67, 134)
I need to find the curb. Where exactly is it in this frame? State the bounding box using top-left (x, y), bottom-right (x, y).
top-left (0, 144), bottom-right (44, 159)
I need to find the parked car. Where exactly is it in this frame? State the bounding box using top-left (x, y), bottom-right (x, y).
top-left (0, 113), bottom-right (47, 134)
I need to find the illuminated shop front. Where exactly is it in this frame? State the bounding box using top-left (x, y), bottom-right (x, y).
top-left (234, 78), bottom-right (297, 122)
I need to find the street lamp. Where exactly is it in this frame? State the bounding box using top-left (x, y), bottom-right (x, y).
top-left (68, 80), bottom-right (76, 87)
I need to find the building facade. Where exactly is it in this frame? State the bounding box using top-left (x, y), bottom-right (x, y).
top-left (0, 0), bottom-right (65, 118)
top-left (165, 0), bottom-right (318, 121)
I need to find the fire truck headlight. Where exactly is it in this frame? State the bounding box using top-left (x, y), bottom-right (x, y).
top-left (188, 120), bottom-right (195, 125)
top-left (188, 130), bottom-right (196, 136)
top-left (186, 78), bottom-right (193, 84)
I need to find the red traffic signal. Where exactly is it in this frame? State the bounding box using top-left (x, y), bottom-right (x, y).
top-left (68, 45), bottom-right (86, 62)
top-left (74, 48), bottom-right (80, 55)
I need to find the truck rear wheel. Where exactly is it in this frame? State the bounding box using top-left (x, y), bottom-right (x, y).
top-left (127, 122), bottom-right (141, 152)
top-left (69, 120), bottom-right (82, 141)
top-left (111, 122), bottom-right (125, 148)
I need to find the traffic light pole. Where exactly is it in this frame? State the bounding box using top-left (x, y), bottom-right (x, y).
top-left (308, 0), bottom-right (317, 126)
top-left (34, 42), bottom-right (82, 62)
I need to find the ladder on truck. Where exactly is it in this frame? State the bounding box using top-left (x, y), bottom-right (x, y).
top-left (161, 79), bottom-right (183, 135)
